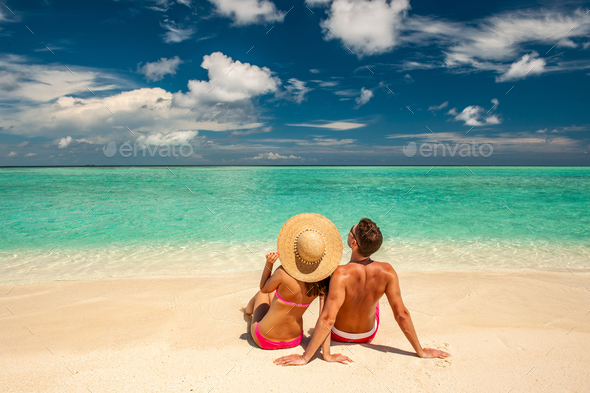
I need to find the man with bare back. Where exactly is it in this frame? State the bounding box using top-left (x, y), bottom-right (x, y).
top-left (274, 218), bottom-right (450, 366)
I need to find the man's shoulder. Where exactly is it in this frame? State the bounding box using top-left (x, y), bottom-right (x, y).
top-left (334, 261), bottom-right (396, 276)
top-left (371, 260), bottom-right (396, 273)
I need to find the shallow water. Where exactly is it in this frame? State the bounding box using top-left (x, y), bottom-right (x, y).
top-left (1, 166), bottom-right (589, 284)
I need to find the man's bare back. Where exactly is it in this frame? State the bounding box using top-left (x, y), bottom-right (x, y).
top-left (332, 259), bottom-right (391, 333)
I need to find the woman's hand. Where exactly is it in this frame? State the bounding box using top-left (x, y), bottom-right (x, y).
top-left (266, 252), bottom-right (279, 265)
top-left (419, 347), bottom-right (451, 359)
top-left (273, 354), bottom-right (308, 366)
top-left (324, 353), bottom-right (353, 364)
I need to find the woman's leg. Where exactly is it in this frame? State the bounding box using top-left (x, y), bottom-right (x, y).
top-left (250, 291), bottom-right (272, 325)
top-left (248, 291), bottom-right (273, 348)
top-left (244, 291), bottom-right (272, 316)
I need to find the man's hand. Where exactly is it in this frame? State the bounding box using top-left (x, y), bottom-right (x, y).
top-left (419, 348), bottom-right (450, 359)
top-left (274, 354), bottom-right (308, 366)
top-left (324, 353), bottom-right (353, 364)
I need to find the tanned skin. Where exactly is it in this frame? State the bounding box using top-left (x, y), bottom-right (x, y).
top-left (274, 223), bottom-right (451, 366)
top-left (242, 252), bottom-right (350, 364)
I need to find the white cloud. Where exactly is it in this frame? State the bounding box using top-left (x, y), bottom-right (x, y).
top-left (173, 51), bottom-right (280, 108)
top-left (0, 54), bottom-right (120, 102)
top-left (428, 101), bottom-right (448, 111)
top-left (7, 151), bottom-right (17, 157)
top-left (283, 78), bottom-right (311, 104)
top-left (297, 138), bottom-right (355, 146)
top-left (312, 80), bottom-right (339, 88)
top-left (208, 0), bottom-right (285, 25)
top-left (159, 20), bottom-right (194, 43)
top-left (0, 52), bottom-right (279, 142)
top-left (496, 52), bottom-right (546, 82)
top-left (230, 126), bottom-right (273, 136)
top-left (138, 56), bottom-right (184, 82)
top-left (309, 69), bottom-right (321, 73)
top-left (306, 0), bottom-right (332, 6)
top-left (25, 153), bottom-right (37, 157)
top-left (447, 98), bottom-right (501, 126)
top-left (57, 136), bottom-right (73, 148)
top-left (0, 70), bottom-right (20, 91)
top-left (354, 87), bottom-right (373, 108)
top-left (321, 0), bottom-right (411, 57)
top-left (136, 130), bottom-right (199, 146)
top-left (385, 130), bottom-right (584, 154)
top-left (404, 10), bottom-right (590, 77)
top-left (403, 73), bottom-right (414, 83)
top-left (286, 121), bottom-right (366, 130)
top-left (250, 152), bottom-right (303, 160)
top-left (141, 0), bottom-right (192, 12)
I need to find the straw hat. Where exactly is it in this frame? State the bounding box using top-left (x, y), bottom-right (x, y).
top-left (277, 213), bottom-right (343, 283)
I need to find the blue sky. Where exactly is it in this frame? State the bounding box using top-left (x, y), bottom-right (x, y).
top-left (0, 0), bottom-right (589, 165)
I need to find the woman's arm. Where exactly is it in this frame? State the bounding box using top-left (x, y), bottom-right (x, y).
top-left (260, 252), bottom-right (279, 289)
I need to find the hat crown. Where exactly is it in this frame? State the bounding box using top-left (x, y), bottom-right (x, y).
top-left (295, 229), bottom-right (325, 263)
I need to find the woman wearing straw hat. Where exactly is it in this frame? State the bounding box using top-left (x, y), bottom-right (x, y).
top-left (242, 213), bottom-right (352, 363)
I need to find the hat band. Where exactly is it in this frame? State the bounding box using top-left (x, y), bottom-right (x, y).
top-left (293, 228), bottom-right (327, 266)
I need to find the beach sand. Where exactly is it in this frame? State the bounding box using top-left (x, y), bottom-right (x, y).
top-left (1, 270), bottom-right (589, 392)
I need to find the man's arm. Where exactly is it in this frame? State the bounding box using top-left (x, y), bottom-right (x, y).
top-left (274, 269), bottom-right (351, 366)
top-left (384, 267), bottom-right (450, 359)
top-left (319, 295), bottom-right (353, 364)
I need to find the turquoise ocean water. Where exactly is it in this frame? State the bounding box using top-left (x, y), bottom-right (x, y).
top-left (1, 166), bottom-right (589, 284)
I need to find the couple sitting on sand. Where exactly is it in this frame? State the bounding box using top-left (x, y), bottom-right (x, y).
top-left (243, 213), bottom-right (450, 366)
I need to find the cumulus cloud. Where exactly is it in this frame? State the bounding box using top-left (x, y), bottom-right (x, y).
top-left (354, 87), bottom-right (373, 108)
top-left (0, 52), bottom-right (278, 142)
top-left (208, 0), bottom-right (285, 25)
top-left (7, 151), bottom-right (17, 157)
top-left (447, 99), bottom-right (501, 126)
top-left (321, 0), bottom-right (411, 57)
top-left (56, 136), bottom-right (73, 148)
top-left (496, 52), bottom-right (546, 82)
top-left (25, 153), bottom-right (37, 157)
top-left (320, 7), bottom-right (590, 78)
top-left (428, 101), bottom-right (448, 111)
top-left (286, 121), bottom-right (366, 130)
top-left (159, 20), bottom-right (194, 43)
top-left (138, 56), bottom-right (184, 82)
top-left (250, 152), bottom-right (303, 160)
top-left (173, 51), bottom-right (280, 109)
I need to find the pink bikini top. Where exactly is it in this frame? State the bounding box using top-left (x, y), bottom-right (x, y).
top-left (275, 290), bottom-right (312, 308)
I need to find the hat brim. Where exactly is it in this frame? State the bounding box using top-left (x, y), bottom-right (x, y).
top-left (277, 213), bottom-right (343, 283)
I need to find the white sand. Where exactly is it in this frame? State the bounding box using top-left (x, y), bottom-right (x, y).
top-left (1, 270), bottom-right (589, 392)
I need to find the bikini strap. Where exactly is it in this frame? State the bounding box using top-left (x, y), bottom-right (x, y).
top-left (275, 289), bottom-right (311, 307)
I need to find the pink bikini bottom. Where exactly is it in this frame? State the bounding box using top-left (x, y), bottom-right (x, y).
top-left (254, 323), bottom-right (303, 350)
